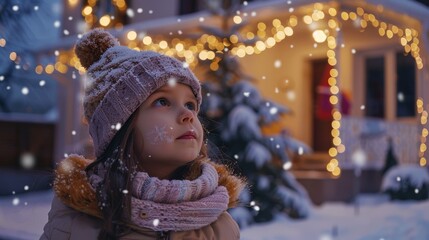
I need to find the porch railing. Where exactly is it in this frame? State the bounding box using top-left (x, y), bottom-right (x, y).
top-left (338, 116), bottom-right (419, 169)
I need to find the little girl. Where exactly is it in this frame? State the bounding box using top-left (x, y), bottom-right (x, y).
top-left (40, 29), bottom-right (244, 240)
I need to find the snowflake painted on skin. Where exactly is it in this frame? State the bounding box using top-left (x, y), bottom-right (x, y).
top-left (148, 125), bottom-right (174, 144)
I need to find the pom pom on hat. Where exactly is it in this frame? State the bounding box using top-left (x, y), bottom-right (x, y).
top-left (75, 28), bottom-right (120, 69)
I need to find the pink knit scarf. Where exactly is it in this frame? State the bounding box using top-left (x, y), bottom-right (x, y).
top-left (89, 163), bottom-right (229, 232)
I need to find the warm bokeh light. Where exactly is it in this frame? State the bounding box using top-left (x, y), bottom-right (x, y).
top-left (127, 31), bottom-right (137, 40)
top-left (312, 30), bottom-right (327, 43)
top-left (9, 52), bottom-right (17, 61)
top-left (68, 0), bottom-right (78, 7)
top-left (99, 15), bottom-right (111, 27)
top-left (82, 6), bottom-right (92, 16)
top-left (0, 38), bottom-right (6, 47)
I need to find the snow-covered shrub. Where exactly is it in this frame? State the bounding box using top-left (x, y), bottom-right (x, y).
top-left (381, 165), bottom-right (429, 201)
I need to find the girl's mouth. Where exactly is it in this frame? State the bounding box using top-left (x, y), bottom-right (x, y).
top-left (177, 131), bottom-right (197, 139)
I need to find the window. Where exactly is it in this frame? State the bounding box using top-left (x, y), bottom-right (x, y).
top-left (360, 50), bottom-right (416, 120)
top-left (365, 57), bottom-right (385, 118)
top-left (396, 52), bottom-right (416, 117)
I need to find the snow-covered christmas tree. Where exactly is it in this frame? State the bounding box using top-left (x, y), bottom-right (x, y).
top-left (198, 0), bottom-right (312, 227)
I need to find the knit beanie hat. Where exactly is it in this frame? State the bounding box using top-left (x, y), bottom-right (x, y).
top-left (75, 29), bottom-right (202, 158)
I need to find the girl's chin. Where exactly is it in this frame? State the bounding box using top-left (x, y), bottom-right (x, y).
top-left (153, 156), bottom-right (197, 165)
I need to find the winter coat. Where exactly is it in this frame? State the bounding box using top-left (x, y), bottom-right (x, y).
top-left (40, 155), bottom-right (244, 240)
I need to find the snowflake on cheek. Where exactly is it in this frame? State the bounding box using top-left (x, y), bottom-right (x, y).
top-left (149, 125), bottom-right (174, 144)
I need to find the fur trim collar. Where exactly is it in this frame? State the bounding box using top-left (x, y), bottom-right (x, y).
top-left (54, 154), bottom-right (244, 218)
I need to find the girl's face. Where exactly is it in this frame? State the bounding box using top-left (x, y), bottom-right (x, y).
top-left (134, 83), bottom-right (203, 177)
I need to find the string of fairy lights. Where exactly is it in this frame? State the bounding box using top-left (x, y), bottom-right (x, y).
top-left (1, 2), bottom-right (428, 175)
top-left (417, 98), bottom-right (428, 167)
top-left (324, 8), bottom-right (342, 176)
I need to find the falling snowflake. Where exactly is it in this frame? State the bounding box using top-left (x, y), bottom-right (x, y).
top-left (287, 90), bottom-right (296, 101)
top-left (126, 9), bottom-right (135, 18)
top-left (397, 92), bottom-right (405, 102)
top-left (153, 219), bottom-right (160, 227)
top-left (12, 198), bottom-right (19, 206)
top-left (319, 234), bottom-right (333, 240)
top-left (20, 153), bottom-right (35, 169)
top-left (21, 87), bottom-right (30, 95)
top-left (168, 77), bottom-right (177, 87)
top-left (283, 162), bottom-right (292, 170)
top-left (298, 146), bottom-right (304, 155)
top-left (274, 60), bottom-right (282, 68)
top-left (39, 80), bottom-right (46, 86)
top-left (24, 185), bottom-right (29, 191)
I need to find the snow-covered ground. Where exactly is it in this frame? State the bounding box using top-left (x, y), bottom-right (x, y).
top-left (1, 190), bottom-right (428, 240)
top-left (241, 195), bottom-right (429, 240)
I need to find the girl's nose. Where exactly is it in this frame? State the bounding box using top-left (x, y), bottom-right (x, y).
top-left (179, 107), bottom-right (194, 123)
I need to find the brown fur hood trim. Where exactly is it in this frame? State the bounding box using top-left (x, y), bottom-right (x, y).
top-left (54, 154), bottom-right (245, 216)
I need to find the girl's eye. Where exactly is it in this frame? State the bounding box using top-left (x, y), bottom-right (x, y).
top-left (185, 102), bottom-right (197, 111)
top-left (153, 98), bottom-right (169, 107)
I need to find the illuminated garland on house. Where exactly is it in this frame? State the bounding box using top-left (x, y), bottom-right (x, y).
top-left (417, 98), bottom-right (428, 167)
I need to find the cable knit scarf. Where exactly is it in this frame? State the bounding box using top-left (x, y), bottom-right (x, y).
top-left (88, 162), bottom-right (229, 232)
